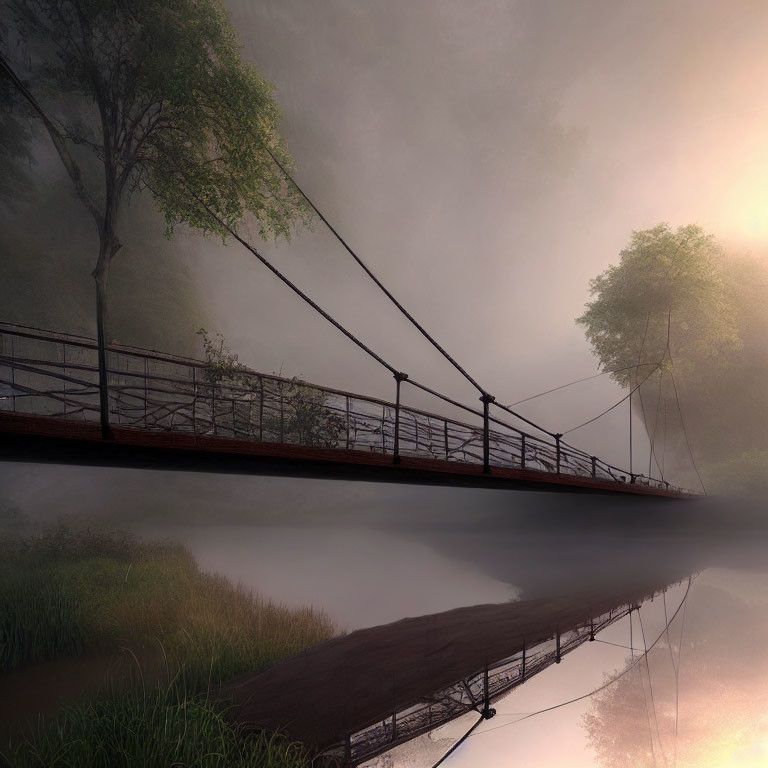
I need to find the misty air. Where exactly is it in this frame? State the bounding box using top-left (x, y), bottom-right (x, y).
top-left (1, 2), bottom-right (768, 767)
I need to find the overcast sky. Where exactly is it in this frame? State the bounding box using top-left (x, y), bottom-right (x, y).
top-left (156, 0), bottom-right (768, 473)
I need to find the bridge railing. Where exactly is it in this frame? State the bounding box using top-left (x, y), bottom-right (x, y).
top-left (0, 323), bottom-right (684, 492)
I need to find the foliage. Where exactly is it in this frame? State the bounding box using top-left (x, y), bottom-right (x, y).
top-left (0, 522), bottom-right (333, 766)
top-left (196, 330), bottom-right (346, 447)
top-left (582, 662), bottom-right (658, 768)
top-left (197, 328), bottom-right (247, 385)
top-left (575, 224), bottom-right (768, 485)
top-left (272, 378), bottom-right (346, 448)
top-left (577, 224), bottom-right (739, 388)
top-left (0, 521), bottom-right (335, 681)
top-left (3, 0), bottom-right (310, 242)
top-left (2, 686), bottom-right (312, 768)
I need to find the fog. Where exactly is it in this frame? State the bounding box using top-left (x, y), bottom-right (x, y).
top-left (5, 2), bottom-right (768, 478)
top-left (4, 3), bottom-right (768, 764)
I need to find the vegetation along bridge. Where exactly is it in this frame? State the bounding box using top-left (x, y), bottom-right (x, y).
top-left (0, 323), bottom-right (693, 497)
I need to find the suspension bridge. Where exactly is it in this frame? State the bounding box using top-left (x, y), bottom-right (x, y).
top-left (0, 153), bottom-right (701, 497)
top-left (0, 322), bottom-right (692, 496)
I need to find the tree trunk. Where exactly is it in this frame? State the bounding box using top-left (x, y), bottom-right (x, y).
top-left (94, 249), bottom-right (112, 440)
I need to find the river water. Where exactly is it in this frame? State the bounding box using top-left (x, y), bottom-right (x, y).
top-left (3, 463), bottom-right (768, 766)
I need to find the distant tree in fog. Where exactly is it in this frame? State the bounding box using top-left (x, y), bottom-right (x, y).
top-left (577, 223), bottom-right (739, 386)
top-left (0, 0), bottom-right (311, 438)
top-left (577, 223), bottom-right (768, 493)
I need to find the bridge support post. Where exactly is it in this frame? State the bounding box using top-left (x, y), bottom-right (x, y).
top-left (555, 627), bottom-right (561, 663)
top-left (481, 661), bottom-right (496, 719)
top-left (480, 393), bottom-right (495, 474)
top-left (520, 434), bottom-right (526, 469)
top-left (591, 455), bottom-right (597, 478)
top-left (393, 372), bottom-right (408, 465)
top-left (555, 433), bottom-right (563, 474)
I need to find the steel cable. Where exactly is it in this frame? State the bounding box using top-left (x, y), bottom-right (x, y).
top-left (266, 149), bottom-right (487, 396)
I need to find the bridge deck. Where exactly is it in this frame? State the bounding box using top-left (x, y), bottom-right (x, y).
top-left (0, 323), bottom-right (695, 497)
top-left (0, 412), bottom-right (690, 497)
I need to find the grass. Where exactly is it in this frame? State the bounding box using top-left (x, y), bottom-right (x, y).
top-left (0, 519), bottom-right (336, 767)
top-left (3, 689), bottom-right (313, 768)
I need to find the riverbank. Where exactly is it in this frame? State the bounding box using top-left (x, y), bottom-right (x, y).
top-left (0, 519), bottom-right (335, 767)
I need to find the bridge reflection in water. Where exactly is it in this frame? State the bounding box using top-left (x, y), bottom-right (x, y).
top-left (219, 577), bottom-right (690, 767)
top-left (0, 324), bottom-right (691, 496)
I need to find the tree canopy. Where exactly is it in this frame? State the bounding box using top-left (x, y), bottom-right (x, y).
top-left (3, 0), bottom-right (310, 242)
top-left (577, 224), bottom-right (740, 388)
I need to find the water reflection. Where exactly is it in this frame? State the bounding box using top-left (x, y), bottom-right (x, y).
top-left (4, 465), bottom-right (768, 765)
top-left (383, 567), bottom-right (768, 768)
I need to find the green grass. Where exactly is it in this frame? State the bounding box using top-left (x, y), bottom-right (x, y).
top-left (3, 688), bottom-right (312, 768)
top-left (0, 520), bottom-right (335, 767)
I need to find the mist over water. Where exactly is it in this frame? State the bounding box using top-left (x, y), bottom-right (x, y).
top-left (2, 460), bottom-right (767, 767)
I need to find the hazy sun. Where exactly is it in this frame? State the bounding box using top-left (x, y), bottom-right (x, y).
top-left (720, 162), bottom-right (768, 242)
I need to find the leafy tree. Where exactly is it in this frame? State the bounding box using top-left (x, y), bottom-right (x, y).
top-left (0, 0), bottom-right (310, 437)
top-left (576, 224), bottom-right (756, 488)
top-left (577, 224), bottom-right (740, 389)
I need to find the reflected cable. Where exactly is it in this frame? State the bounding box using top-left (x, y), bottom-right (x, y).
top-left (472, 578), bottom-right (693, 737)
top-left (639, 610), bottom-right (669, 768)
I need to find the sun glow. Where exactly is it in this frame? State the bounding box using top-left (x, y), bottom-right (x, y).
top-left (719, 159), bottom-right (768, 242)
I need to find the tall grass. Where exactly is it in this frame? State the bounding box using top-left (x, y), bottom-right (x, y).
top-left (3, 687), bottom-right (312, 768)
top-left (0, 521), bottom-right (334, 687)
top-left (0, 520), bottom-right (335, 767)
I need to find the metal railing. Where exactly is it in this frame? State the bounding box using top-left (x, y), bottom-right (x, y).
top-left (0, 323), bottom-right (686, 492)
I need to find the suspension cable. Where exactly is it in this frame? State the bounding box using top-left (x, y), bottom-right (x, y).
top-left (563, 362), bottom-right (663, 435)
top-left (177, 179), bottom-right (399, 377)
top-left (506, 362), bottom-right (660, 407)
top-left (266, 148), bottom-right (487, 394)
top-left (650, 370), bottom-right (665, 482)
top-left (267, 149), bottom-right (571, 442)
top-left (668, 366), bottom-right (706, 495)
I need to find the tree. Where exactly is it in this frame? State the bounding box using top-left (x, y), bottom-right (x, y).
top-left (0, 0), bottom-right (310, 437)
top-left (577, 224), bottom-right (739, 389)
top-left (576, 224), bottom-right (749, 485)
